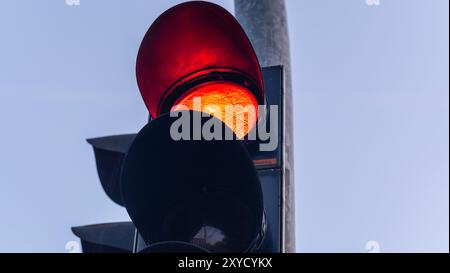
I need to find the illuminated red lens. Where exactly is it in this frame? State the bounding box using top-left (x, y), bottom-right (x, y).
top-left (172, 82), bottom-right (258, 139)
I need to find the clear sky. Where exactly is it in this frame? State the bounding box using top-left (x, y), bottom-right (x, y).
top-left (0, 0), bottom-right (448, 252)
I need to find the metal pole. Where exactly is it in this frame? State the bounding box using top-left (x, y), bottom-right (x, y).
top-left (234, 0), bottom-right (295, 252)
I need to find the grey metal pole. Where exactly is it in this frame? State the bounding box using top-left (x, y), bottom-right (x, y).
top-left (234, 0), bottom-right (295, 252)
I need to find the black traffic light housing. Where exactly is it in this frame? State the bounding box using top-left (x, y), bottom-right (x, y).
top-left (72, 66), bottom-right (285, 253)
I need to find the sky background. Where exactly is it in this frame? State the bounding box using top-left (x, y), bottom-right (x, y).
top-left (0, 0), bottom-right (448, 252)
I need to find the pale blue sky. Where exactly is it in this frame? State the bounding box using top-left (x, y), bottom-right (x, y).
top-left (0, 0), bottom-right (448, 252)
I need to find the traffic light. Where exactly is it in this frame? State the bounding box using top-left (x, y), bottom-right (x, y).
top-left (73, 1), bottom-right (286, 253)
top-left (72, 135), bottom-right (137, 253)
top-left (131, 66), bottom-right (285, 253)
top-left (136, 1), bottom-right (264, 139)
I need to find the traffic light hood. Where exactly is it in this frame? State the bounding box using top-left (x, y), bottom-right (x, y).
top-left (71, 222), bottom-right (135, 253)
top-left (136, 1), bottom-right (264, 118)
top-left (121, 111), bottom-right (265, 252)
top-left (86, 134), bottom-right (136, 206)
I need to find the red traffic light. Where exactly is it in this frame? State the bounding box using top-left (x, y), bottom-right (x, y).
top-left (136, 1), bottom-right (264, 137)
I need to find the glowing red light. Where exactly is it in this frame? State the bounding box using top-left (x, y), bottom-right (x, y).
top-left (172, 82), bottom-right (258, 139)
